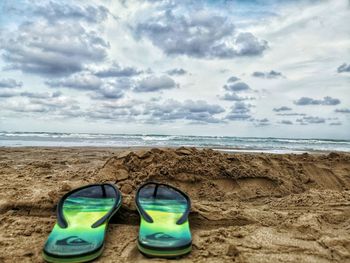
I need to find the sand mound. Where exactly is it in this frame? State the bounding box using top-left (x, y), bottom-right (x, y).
top-left (97, 147), bottom-right (350, 200)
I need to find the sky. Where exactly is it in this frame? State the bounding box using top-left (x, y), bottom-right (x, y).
top-left (0, 0), bottom-right (349, 139)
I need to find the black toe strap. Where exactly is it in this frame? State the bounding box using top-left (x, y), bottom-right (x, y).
top-left (135, 182), bottom-right (191, 225)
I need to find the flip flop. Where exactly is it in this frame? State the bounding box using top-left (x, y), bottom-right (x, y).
top-left (135, 182), bottom-right (192, 258)
top-left (43, 183), bottom-right (122, 263)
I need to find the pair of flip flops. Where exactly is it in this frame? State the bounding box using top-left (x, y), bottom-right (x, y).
top-left (42, 182), bottom-right (192, 262)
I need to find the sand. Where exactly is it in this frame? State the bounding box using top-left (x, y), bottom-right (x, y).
top-left (0, 147), bottom-right (350, 263)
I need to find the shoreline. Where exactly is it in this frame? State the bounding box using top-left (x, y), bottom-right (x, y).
top-left (1, 133), bottom-right (350, 153)
top-left (0, 145), bottom-right (347, 155)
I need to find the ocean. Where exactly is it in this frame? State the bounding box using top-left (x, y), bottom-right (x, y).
top-left (0, 131), bottom-right (349, 153)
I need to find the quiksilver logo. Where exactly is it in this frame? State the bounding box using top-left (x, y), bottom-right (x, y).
top-left (56, 236), bottom-right (91, 246)
top-left (146, 232), bottom-right (178, 241)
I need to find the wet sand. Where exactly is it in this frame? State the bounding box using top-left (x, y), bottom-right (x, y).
top-left (0, 147), bottom-right (349, 262)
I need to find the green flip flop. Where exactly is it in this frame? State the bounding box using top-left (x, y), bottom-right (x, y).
top-left (43, 183), bottom-right (122, 263)
top-left (135, 182), bottom-right (192, 258)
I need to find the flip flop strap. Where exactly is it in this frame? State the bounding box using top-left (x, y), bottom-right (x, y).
top-left (57, 183), bottom-right (121, 229)
top-left (136, 182), bottom-right (191, 225)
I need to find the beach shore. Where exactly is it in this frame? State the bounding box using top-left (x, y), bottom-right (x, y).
top-left (0, 147), bottom-right (349, 262)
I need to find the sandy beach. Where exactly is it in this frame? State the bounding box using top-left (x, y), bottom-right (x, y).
top-left (0, 147), bottom-right (349, 262)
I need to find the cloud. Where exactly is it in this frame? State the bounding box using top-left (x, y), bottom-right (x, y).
top-left (280, 120), bottom-right (293, 125)
top-left (20, 91), bottom-right (62, 99)
top-left (2, 93), bottom-right (79, 116)
top-left (166, 68), bottom-right (187, 76)
top-left (227, 76), bottom-right (240, 83)
top-left (0, 90), bottom-right (18, 98)
top-left (226, 102), bottom-right (253, 121)
top-left (223, 82), bottom-right (250, 92)
top-left (32, 1), bottom-right (110, 23)
top-left (0, 20), bottom-right (109, 76)
top-left (29, 96), bottom-right (76, 109)
top-left (134, 75), bottom-right (177, 92)
top-left (230, 102), bottom-right (252, 114)
top-left (234, 32), bottom-right (268, 56)
top-left (254, 118), bottom-right (270, 126)
top-left (47, 72), bottom-right (134, 99)
top-left (46, 72), bottom-right (103, 90)
top-left (294, 96), bottom-right (340, 106)
top-left (0, 78), bottom-right (23, 88)
top-left (144, 99), bottom-right (225, 123)
top-left (335, 108), bottom-right (350, 113)
top-left (329, 122), bottom-right (342, 126)
top-left (90, 84), bottom-right (126, 100)
top-left (273, 106), bottom-right (292, 112)
top-left (93, 63), bottom-right (143, 78)
top-left (0, 90), bottom-right (62, 99)
top-left (220, 93), bottom-right (254, 101)
top-left (226, 113), bottom-right (251, 121)
top-left (252, 70), bottom-right (284, 79)
top-left (134, 10), bottom-right (268, 59)
top-left (220, 76), bottom-right (254, 101)
top-left (337, 63), bottom-right (350, 73)
top-left (276, 112), bottom-right (306, 116)
top-left (86, 101), bottom-right (142, 121)
top-left (87, 109), bottom-right (140, 121)
top-left (296, 116), bottom-right (326, 125)
top-left (3, 103), bottom-right (50, 113)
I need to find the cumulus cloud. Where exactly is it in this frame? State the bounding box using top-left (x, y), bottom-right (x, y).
top-left (296, 116), bottom-right (326, 125)
top-left (329, 122), bottom-right (342, 126)
top-left (252, 70), bottom-right (284, 79)
top-left (294, 96), bottom-right (340, 106)
top-left (273, 106), bottom-right (292, 112)
top-left (32, 1), bottom-right (110, 23)
top-left (220, 77), bottom-right (254, 102)
top-left (20, 91), bottom-right (62, 99)
top-left (29, 96), bottom-right (76, 109)
top-left (0, 20), bottom-right (109, 76)
top-left (87, 101), bottom-right (141, 121)
top-left (276, 112), bottom-right (306, 116)
top-left (254, 118), bottom-right (270, 126)
top-left (134, 10), bottom-right (268, 59)
top-left (0, 90), bottom-right (19, 98)
top-left (46, 72), bottom-right (103, 90)
top-left (280, 120), bottom-right (293, 125)
top-left (226, 102), bottom-right (253, 120)
top-left (93, 63), bottom-right (143, 78)
top-left (0, 89), bottom-right (62, 99)
top-left (144, 99), bottom-right (225, 123)
top-left (221, 93), bottom-right (254, 101)
top-left (0, 78), bottom-right (23, 88)
top-left (335, 108), bottom-right (350, 113)
top-left (134, 75), bottom-right (177, 92)
top-left (224, 82), bottom-right (250, 92)
top-left (227, 76), bottom-right (240, 83)
top-left (4, 103), bottom-right (50, 113)
top-left (337, 63), bottom-right (350, 73)
top-left (87, 109), bottom-right (140, 121)
top-left (46, 72), bottom-right (134, 99)
top-left (90, 84), bottom-right (126, 100)
top-left (2, 93), bottom-right (80, 116)
top-left (234, 32), bottom-right (268, 56)
top-left (166, 68), bottom-right (187, 76)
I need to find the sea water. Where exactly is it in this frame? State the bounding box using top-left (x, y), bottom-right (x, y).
top-left (0, 131), bottom-right (350, 153)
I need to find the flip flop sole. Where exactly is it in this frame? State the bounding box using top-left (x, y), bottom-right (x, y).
top-left (137, 242), bottom-right (192, 258)
top-left (42, 246), bottom-right (103, 263)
